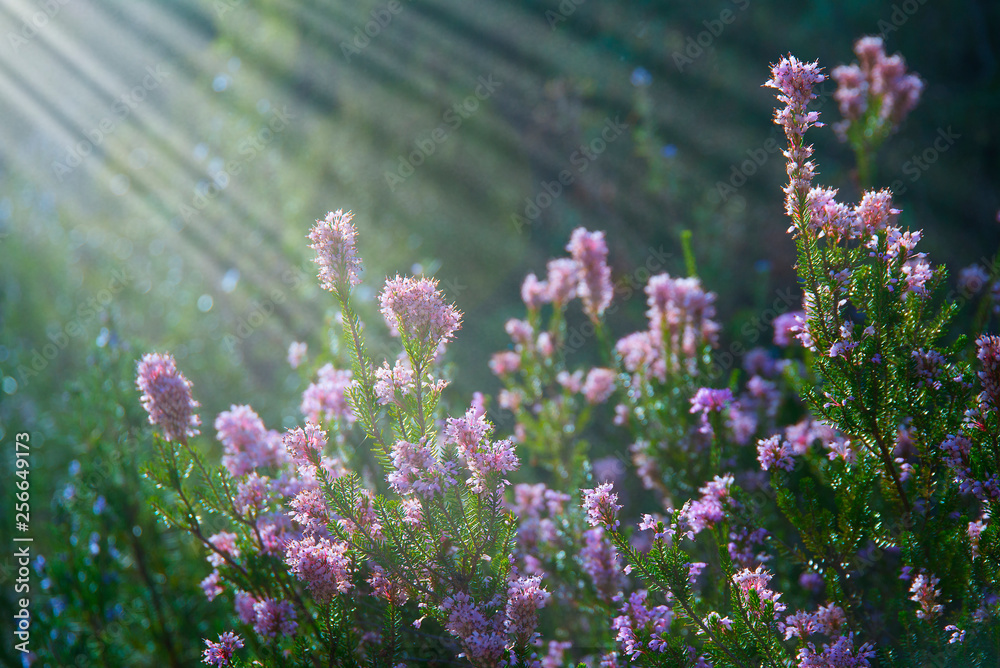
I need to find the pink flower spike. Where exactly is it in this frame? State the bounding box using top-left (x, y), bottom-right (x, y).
top-left (287, 341), bottom-right (308, 369)
top-left (300, 363), bottom-right (355, 425)
top-left (284, 535), bottom-right (354, 603)
top-left (545, 258), bottom-right (581, 307)
top-left (136, 352), bottom-right (201, 442)
top-left (283, 422), bottom-right (328, 467)
top-left (379, 275), bottom-right (462, 352)
top-left (567, 227), bottom-right (614, 320)
top-left (201, 631), bottom-right (244, 666)
top-left (309, 209), bottom-right (363, 290)
top-left (521, 272), bottom-right (549, 309)
top-left (582, 482), bottom-right (622, 529)
top-left (583, 367), bottom-right (617, 404)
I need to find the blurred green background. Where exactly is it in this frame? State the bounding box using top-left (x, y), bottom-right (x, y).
top-left (0, 0), bottom-right (998, 662)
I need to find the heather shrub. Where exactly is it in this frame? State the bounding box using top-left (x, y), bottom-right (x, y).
top-left (133, 38), bottom-right (999, 668)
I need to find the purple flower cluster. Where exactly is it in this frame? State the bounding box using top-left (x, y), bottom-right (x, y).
top-left (201, 631), bottom-right (243, 666)
top-left (136, 352), bottom-right (201, 442)
top-left (283, 422), bottom-right (328, 468)
top-left (440, 591), bottom-right (506, 665)
top-left (582, 482), bottom-right (622, 530)
top-left (733, 567), bottom-right (787, 619)
top-left (504, 575), bottom-right (551, 643)
top-left (909, 571), bottom-right (944, 620)
top-left (832, 35), bottom-right (922, 141)
top-left (215, 404), bottom-right (286, 476)
top-left (611, 590), bottom-right (674, 660)
top-left (567, 227), bottom-right (614, 321)
top-left (387, 438), bottom-right (457, 497)
top-left (284, 535), bottom-right (354, 603)
top-left (690, 387), bottom-right (735, 437)
top-left (681, 475), bottom-right (734, 535)
top-left (444, 407), bottom-right (519, 494)
top-left (579, 527), bottom-right (625, 602)
top-left (976, 335), bottom-right (1000, 412)
top-left (300, 363), bottom-right (355, 426)
top-left (757, 435), bottom-right (796, 472)
top-left (309, 209), bottom-right (363, 290)
top-left (795, 633), bottom-right (876, 668)
top-left (646, 274), bottom-right (721, 359)
top-left (764, 55), bottom-right (825, 222)
top-left (518, 227), bottom-right (613, 315)
top-left (379, 275), bottom-right (462, 351)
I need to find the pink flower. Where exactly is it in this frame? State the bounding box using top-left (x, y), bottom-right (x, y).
top-left (583, 367), bottom-right (617, 404)
top-left (545, 258), bottom-right (580, 306)
top-left (521, 273), bottom-right (548, 309)
top-left (374, 357), bottom-right (414, 405)
top-left (284, 535), bottom-right (354, 603)
top-left (401, 497), bottom-right (423, 527)
top-left (200, 571), bottom-right (223, 601)
top-left (580, 527), bottom-right (624, 601)
top-left (301, 363), bottom-right (355, 425)
top-left (505, 318), bottom-right (534, 347)
top-left (201, 631), bottom-right (243, 666)
top-left (567, 227), bottom-right (614, 320)
top-left (968, 516), bottom-right (988, 559)
top-left (908, 571), bottom-right (943, 620)
top-left (557, 370), bottom-right (584, 394)
top-left (283, 422), bottom-right (328, 467)
top-left (309, 209), bottom-right (362, 289)
top-left (387, 438), bottom-right (457, 497)
top-left (489, 351), bottom-right (521, 377)
top-left (732, 567), bottom-right (786, 618)
top-left (977, 334), bottom-right (1000, 411)
top-left (136, 352), bottom-right (201, 442)
top-left (764, 55), bottom-right (825, 220)
top-left (215, 405), bottom-right (286, 476)
top-left (368, 565), bottom-right (408, 604)
top-left (288, 487), bottom-right (332, 535)
top-left (825, 438), bottom-right (856, 465)
top-left (505, 575), bottom-right (551, 642)
top-left (252, 598), bottom-right (297, 638)
top-left (773, 311), bottom-right (804, 347)
top-left (379, 275), bottom-right (462, 352)
top-left (832, 63), bottom-right (868, 123)
top-left (542, 641), bottom-right (572, 668)
top-left (235, 473), bottom-right (270, 515)
top-left (646, 274), bottom-right (720, 358)
top-left (206, 531), bottom-right (239, 568)
top-left (902, 258), bottom-right (934, 298)
top-left (855, 189), bottom-right (899, 235)
top-left (681, 475), bottom-right (734, 535)
top-left (757, 435), bottom-right (795, 472)
top-left (615, 331), bottom-right (665, 382)
top-left (582, 482), bottom-right (622, 529)
top-left (690, 387), bottom-right (735, 437)
top-left (807, 187), bottom-right (858, 240)
top-left (690, 387), bottom-right (734, 413)
top-left (287, 341), bottom-right (307, 369)
top-left (536, 332), bottom-right (555, 358)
